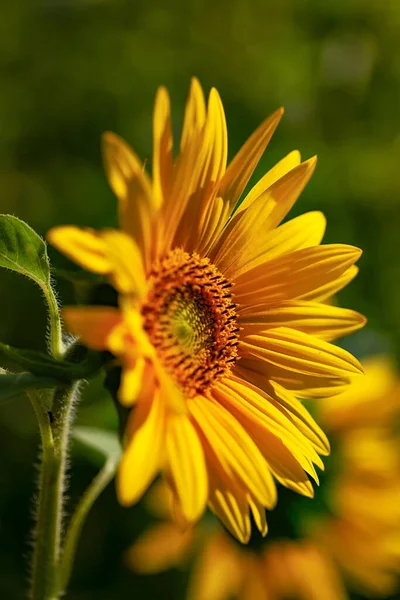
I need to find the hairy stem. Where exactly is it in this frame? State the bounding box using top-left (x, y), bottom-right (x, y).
top-left (29, 390), bottom-right (58, 600)
top-left (58, 457), bottom-right (117, 594)
top-left (43, 282), bottom-right (64, 360)
top-left (29, 381), bottom-right (78, 600)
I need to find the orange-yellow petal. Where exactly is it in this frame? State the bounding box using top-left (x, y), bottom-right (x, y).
top-left (62, 306), bottom-right (121, 350)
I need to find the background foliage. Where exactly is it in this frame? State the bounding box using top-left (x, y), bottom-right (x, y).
top-left (0, 1), bottom-right (399, 598)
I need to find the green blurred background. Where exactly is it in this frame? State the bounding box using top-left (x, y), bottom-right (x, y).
top-left (0, 0), bottom-right (399, 598)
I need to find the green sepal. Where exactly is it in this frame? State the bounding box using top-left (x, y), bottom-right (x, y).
top-left (0, 368), bottom-right (59, 403)
top-left (0, 341), bottom-right (105, 383)
top-left (52, 268), bottom-right (105, 304)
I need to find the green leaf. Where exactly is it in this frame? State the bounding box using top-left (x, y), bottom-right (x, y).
top-left (73, 426), bottom-right (121, 467)
top-left (0, 214), bottom-right (50, 288)
top-left (0, 370), bottom-right (59, 403)
top-left (0, 214), bottom-right (63, 358)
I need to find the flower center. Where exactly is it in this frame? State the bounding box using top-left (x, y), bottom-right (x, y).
top-left (142, 249), bottom-right (239, 397)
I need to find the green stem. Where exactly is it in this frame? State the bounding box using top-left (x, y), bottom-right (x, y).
top-left (29, 382), bottom-right (78, 600)
top-left (28, 391), bottom-right (58, 600)
top-left (58, 457), bottom-right (117, 594)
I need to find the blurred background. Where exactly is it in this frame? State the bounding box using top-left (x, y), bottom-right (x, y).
top-left (0, 0), bottom-right (399, 598)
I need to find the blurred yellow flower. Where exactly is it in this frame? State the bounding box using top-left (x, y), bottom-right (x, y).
top-left (125, 481), bottom-right (347, 600)
top-left (312, 356), bottom-right (400, 597)
top-left (48, 79), bottom-right (365, 541)
top-left (126, 356), bottom-right (400, 599)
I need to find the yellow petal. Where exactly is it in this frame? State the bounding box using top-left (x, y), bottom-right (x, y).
top-left (154, 359), bottom-right (188, 415)
top-left (224, 211), bottom-right (326, 280)
top-left (268, 381), bottom-right (330, 456)
top-left (239, 300), bottom-right (366, 342)
top-left (160, 111), bottom-right (204, 255)
top-left (47, 226), bottom-right (111, 273)
top-left (99, 229), bottom-right (146, 296)
top-left (176, 88), bottom-right (228, 253)
top-left (102, 132), bottom-right (150, 204)
top-left (234, 244), bottom-right (362, 305)
top-left (237, 149), bottom-right (301, 214)
top-left (299, 266), bottom-right (360, 302)
top-left (180, 77), bottom-right (206, 152)
top-left (248, 496), bottom-right (268, 537)
top-left (263, 156), bottom-right (317, 227)
top-left (211, 158), bottom-right (317, 277)
top-left (118, 356), bottom-right (146, 407)
top-left (240, 327), bottom-right (363, 391)
top-left (63, 306), bottom-right (121, 350)
top-left (166, 414), bottom-right (208, 522)
top-left (196, 196), bottom-right (230, 257)
top-left (207, 467), bottom-right (251, 544)
top-left (48, 226), bottom-right (147, 297)
top-left (117, 387), bottom-right (165, 506)
top-left (125, 522), bottom-right (194, 574)
top-left (152, 86), bottom-right (173, 210)
top-left (217, 108), bottom-right (284, 213)
top-left (189, 396), bottom-right (276, 507)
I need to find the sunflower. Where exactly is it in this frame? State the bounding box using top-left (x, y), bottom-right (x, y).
top-left (126, 357), bottom-right (400, 599)
top-left (48, 79), bottom-right (365, 541)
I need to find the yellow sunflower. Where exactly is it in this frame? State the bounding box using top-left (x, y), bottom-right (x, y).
top-left (312, 356), bottom-right (400, 597)
top-left (48, 78), bottom-right (365, 541)
top-left (125, 481), bottom-right (347, 600)
top-left (126, 357), bottom-right (400, 600)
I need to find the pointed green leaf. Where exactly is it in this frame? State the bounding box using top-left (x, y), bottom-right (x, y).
top-left (0, 370), bottom-right (59, 403)
top-left (73, 426), bottom-right (121, 467)
top-left (0, 214), bottom-right (63, 357)
top-left (0, 214), bottom-right (50, 288)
